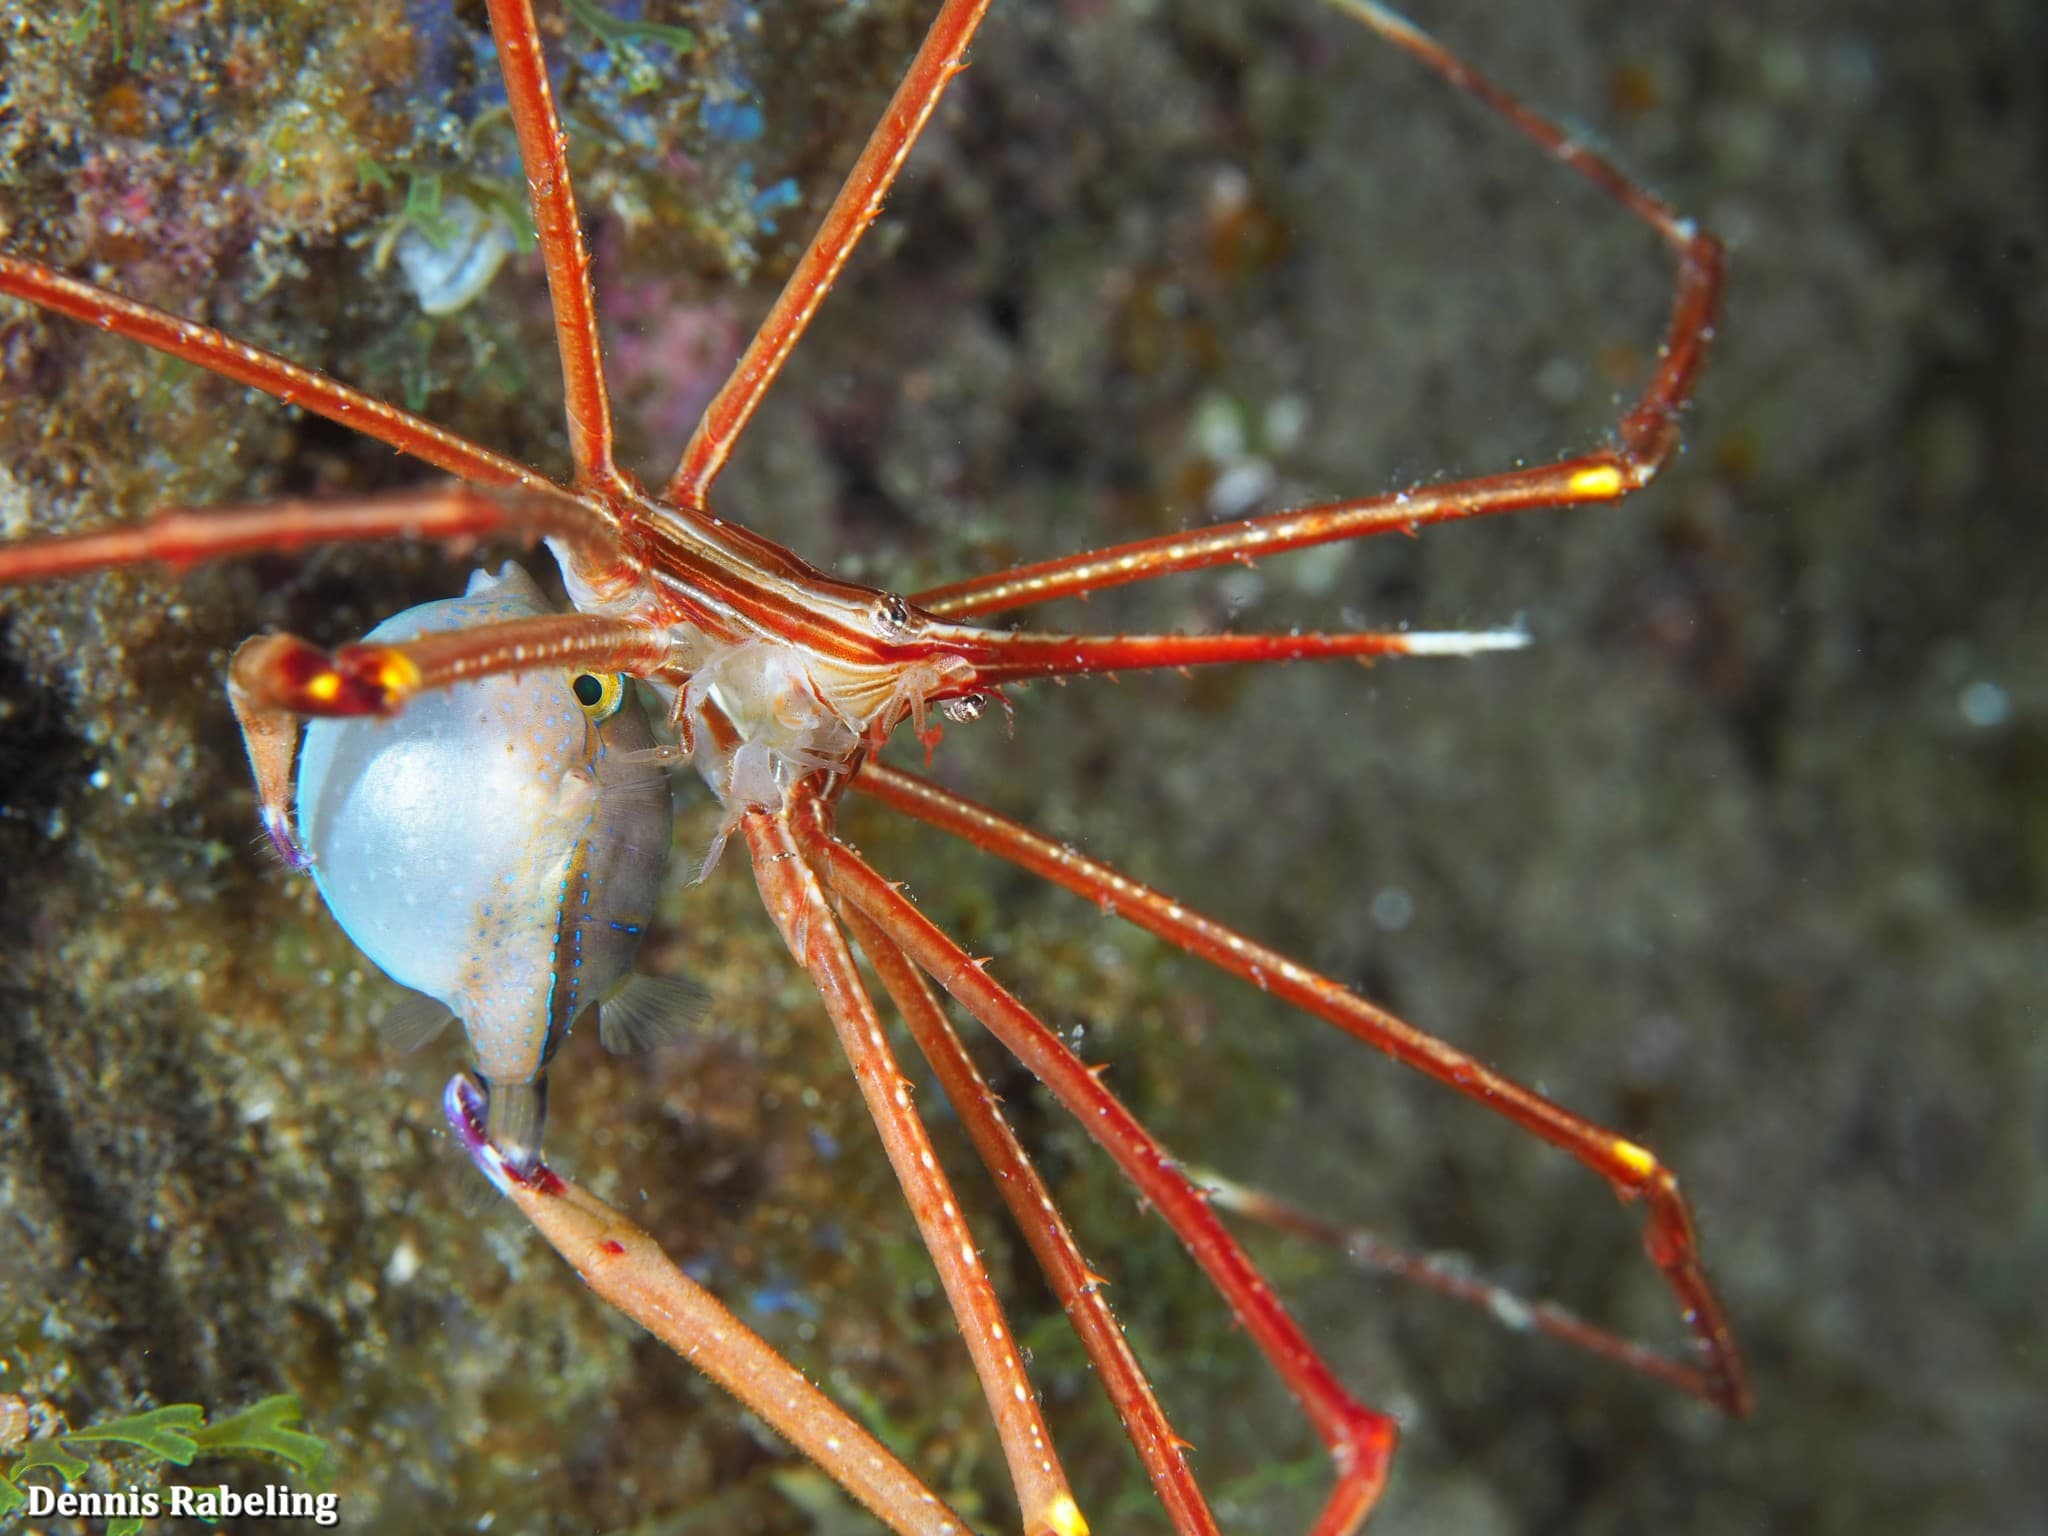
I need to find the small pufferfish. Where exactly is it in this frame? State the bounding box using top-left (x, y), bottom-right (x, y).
top-left (294, 563), bottom-right (704, 1175)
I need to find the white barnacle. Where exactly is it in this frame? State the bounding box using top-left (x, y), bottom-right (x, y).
top-left (393, 195), bottom-right (520, 316)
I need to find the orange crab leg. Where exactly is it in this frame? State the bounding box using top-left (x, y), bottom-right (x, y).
top-left (0, 256), bottom-right (548, 494)
top-left (666, 0), bottom-right (997, 505)
top-left (942, 622), bottom-right (1526, 684)
top-left (1191, 1170), bottom-right (1710, 1399)
top-left (443, 1075), bottom-right (975, 1536)
top-left (837, 901), bottom-right (1222, 1536)
top-left (745, 809), bottom-right (1088, 1536)
top-left (233, 611), bottom-right (674, 719)
top-left (911, 0), bottom-right (1722, 621)
top-left (910, 445), bottom-right (1700, 620)
top-left (482, 0), bottom-right (626, 495)
top-left (226, 609), bottom-right (672, 867)
top-left (0, 484), bottom-right (616, 590)
top-left (850, 760), bottom-right (1752, 1416)
top-left (793, 785), bottom-right (1399, 1536)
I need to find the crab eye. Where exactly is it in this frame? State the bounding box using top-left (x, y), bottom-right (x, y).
top-left (872, 593), bottom-right (914, 639)
top-left (571, 671), bottom-right (626, 721)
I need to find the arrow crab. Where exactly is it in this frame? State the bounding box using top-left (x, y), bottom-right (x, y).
top-left (0, 1), bottom-right (1748, 1530)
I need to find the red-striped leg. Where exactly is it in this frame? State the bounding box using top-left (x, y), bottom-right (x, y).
top-left (911, 0), bottom-right (1721, 621)
top-left (0, 256), bottom-right (550, 492)
top-left (481, 0), bottom-right (625, 495)
top-left (836, 900), bottom-right (1222, 1536)
top-left (745, 807), bottom-right (1089, 1536)
top-left (1191, 1169), bottom-right (1706, 1399)
top-left (792, 791), bottom-right (1399, 1536)
top-left (934, 620), bottom-right (1527, 685)
top-left (443, 1075), bottom-right (975, 1536)
top-left (850, 761), bottom-right (1752, 1416)
top-left (228, 610), bottom-right (672, 868)
top-left (665, 0), bottom-right (997, 505)
top-left (911, 446), bottom-right (1701, 619)
top-left (0, 484), bottom-right (615, 590)
top-left (235, 608), bottom-right (673, 717)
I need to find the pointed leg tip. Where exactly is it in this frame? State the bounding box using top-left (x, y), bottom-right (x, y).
top-left (260, 809), bottom-right (312, 872)
top-left (443, 1073), bottom-right (517, 1196)
top-left (444, 1072), bottom-right (561, 1198)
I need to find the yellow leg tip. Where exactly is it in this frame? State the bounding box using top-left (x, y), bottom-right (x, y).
top-left (1568, 464), bottom-right (1627, 499)
top-left (367, 648), bottom-right (423, 699)
top-left (1612, 1137), bottom-right (1658, 1181)
top-left (1043, 1493), bottom-right (1090, 1536)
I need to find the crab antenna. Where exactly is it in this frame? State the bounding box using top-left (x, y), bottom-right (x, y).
top-left (483, 0), bottom-right (625, 495)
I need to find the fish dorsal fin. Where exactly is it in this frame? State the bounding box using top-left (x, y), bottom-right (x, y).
top-left (465, 561), bottom-right (548, 606)
top-left (599, 973), bottom-right (712, 1054)
top-left (378, 989), bottom-right (458, 1053)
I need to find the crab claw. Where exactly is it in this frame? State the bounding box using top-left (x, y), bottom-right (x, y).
top-left (479, 1074), bottom-right (549, 1184)
top-left (444, 1072), bottom-right (520, 1196)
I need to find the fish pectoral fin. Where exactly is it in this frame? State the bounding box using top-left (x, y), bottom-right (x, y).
top-left (599, 973), bottom-right (712, 1054)
top-left (377, 989), bottom-right (458, 1053)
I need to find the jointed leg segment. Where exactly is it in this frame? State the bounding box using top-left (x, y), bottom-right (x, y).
top-left (0, 484), bottom-right (616, 590)
top-left (911, 2), bottom-right (1722, 623)
top-left (795, 789), bottom-right (1401, 1536)
top-left (1192, 1170), bottom-right (1710, 1400)
top-left (666, 0), bottom-right (998, 505)
top-left (947, 622), bottom-right (1528, 685)
top-left (837, 899), bottom-right (1223, 1536)
top-left (851, 761), bottom-right (1751, 1416)
top-left (443, 1075), bottom-right (976, 1536)
top-left (0, 256), bottom-right (547, 492)
top-left (746, 809), bottom-right (1089, 1536)
top-left (482, 0), bottom-right (625, 494)
top-left (227, 609), bottom-right (673, 868)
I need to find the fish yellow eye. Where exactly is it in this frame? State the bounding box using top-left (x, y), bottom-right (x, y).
top-left (571, 671), bottom-right (626, 721)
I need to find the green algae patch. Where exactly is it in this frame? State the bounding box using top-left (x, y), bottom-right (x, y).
top-left (0, 1393), bottom-right (332, 1532)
